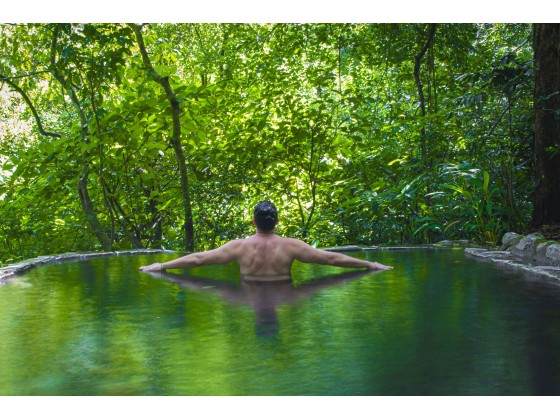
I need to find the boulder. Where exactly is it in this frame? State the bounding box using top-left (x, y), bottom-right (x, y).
top-left (511, 233), bottom-right (545, 259)
top-left (535, 241), bottom-right (557, 263)
top-left (501, 232), bottom-right (523, 248)
top-left (545, 244), bottom-right (560, 265)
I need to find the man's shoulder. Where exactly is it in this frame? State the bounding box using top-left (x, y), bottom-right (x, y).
top-left (226, 238), bottom-right (247, 246)
top-left (226, 236), bottom-right (262, 248)
top-left (280, 237), bottom-right (310, 248)
top-left (219, 238), bottom-right (245, 250)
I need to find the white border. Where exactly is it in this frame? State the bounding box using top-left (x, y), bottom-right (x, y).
top-left (1, 396), bottom-right (550, 420)
top-left (2, 0), bottom-right (557, 23)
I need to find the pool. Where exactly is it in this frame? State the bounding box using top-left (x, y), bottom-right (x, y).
top-left (1, 248), bottom-right (560, 395)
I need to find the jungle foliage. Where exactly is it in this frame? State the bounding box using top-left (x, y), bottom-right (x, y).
top-left (0, 23), bottom-right (536, 265)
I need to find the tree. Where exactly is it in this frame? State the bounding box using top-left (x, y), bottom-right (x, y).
top-left (531, 23), bottom-right (560, 229)
top-left (0, 23), bottom-right (539, 265)
top-left (49, 24), bottom-right (113, 251)
top-left (129, 23), bottom-right (195, 251)
top-left (414, 23), bottom-right (437, 167)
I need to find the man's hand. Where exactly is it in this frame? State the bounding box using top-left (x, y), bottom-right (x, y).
top-left (139, 263), bottom-right (165, 272)
top-left (367, 261), bottom-right (393, 270)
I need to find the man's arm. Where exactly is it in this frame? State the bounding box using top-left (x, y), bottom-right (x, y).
top-left (140, 240), bottom-right (240, 272)
top-left (292, 239), bottom-right (392, 270)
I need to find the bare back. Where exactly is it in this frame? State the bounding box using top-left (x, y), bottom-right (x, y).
top-left (139, 231), bottom-right (391, 278)
top-left (218, 232), bottom-right (382, 280)
top-left (234, 234), bottom-right (299, 281)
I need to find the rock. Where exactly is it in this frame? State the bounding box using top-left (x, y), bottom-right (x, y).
top-left (535, 241), bottom-right (557, 263)
top-left (464, 248), bottom-right (488, 257)
top-left (502, 232), bottom-right (524, 248)
top-left (512, 233), bottom-right (545, 259)
top-left (466, 233), bottom-right (560, 281)
top-left (545, 244), bottom-right (560, 265)
top-left (480, 251), bottom-right (511, 258)
top-left (437, 240), bottom-right (454, 247)
top-left (532, 266), bottom-right (560, 271)
top-left (0, 269), bottom-right (15, 281)
top-left (465, 248), bottom-right (513, 261)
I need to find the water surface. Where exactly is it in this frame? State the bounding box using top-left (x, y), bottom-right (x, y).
top-left (1, 249), bottom-right (560, 395)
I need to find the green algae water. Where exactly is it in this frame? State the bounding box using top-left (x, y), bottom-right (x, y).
top-left (2, 249), bottom-right (560, 396)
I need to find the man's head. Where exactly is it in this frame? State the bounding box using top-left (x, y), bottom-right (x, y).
top-left (253, 200), bottom-right (278, 232)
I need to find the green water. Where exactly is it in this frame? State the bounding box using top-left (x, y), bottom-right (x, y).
top-left (1, 249), bottom-right (560, 395)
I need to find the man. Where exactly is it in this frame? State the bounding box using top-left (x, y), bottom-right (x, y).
top-left (139, 200), bottom-right (393, 280)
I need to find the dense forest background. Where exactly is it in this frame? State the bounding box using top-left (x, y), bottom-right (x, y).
top-left (0, 23), bottom-right (554, 265)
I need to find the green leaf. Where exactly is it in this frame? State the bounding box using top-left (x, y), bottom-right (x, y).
top-left (483, 171), bottom-right (490, 194)
top-left (444, 220), bottom-right (461, 233)
top-left (441, 184), bottom-right (472, 201)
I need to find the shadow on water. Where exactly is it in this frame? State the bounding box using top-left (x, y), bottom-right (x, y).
top-left (144, 269), bottom-right (381, 337)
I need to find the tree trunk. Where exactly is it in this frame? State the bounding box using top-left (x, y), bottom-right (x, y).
top-left (129, 23), bottom-right (195, 251)
top-left (50, 24), bottom-right (112, 251)
top-left (413, 23), bottom-right (437, 164)
top-left (531, 23), bottom-right (560, 229)
top-left (78, 177), bottom-right (112, 250)
top-left (413, 23), bottom-right (437, 243)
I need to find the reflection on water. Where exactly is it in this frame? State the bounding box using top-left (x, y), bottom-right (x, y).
top-left (149, 270), bottom-right (375, 337)
top-left (1, 249), bottom-right (560, 395)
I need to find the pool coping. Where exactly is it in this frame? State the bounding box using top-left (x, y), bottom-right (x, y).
top-left (325, 243), bottom-right (560, 283)
top-left (465, 247), bottom-right (560, 282)
top-left (0, 244), bottom-right (466, 286)
top-left (0, 249), bottom-right (177, 284)
top-left (5, 241), bottom-right (524, 286)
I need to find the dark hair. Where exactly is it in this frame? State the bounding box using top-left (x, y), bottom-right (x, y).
top-left (253, 200), bottom-right (278, 231)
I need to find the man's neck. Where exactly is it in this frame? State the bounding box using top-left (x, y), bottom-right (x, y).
top-left (256, 229), bottom-right (275, 235)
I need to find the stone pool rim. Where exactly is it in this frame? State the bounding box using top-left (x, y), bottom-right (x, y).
top-left (0, 243), bottom-right (474, 285)
top-left (0, 249), bottom-right (177, 283)
top-left (8, 238), bottom-right (553, 285)
top-left (465, 231), bottom-right (560, 282)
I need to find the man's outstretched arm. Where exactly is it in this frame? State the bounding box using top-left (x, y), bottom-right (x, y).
top-left (140, 240), bottom-right (240, 272)
top-left (292, 240), bottom-right (393, 270)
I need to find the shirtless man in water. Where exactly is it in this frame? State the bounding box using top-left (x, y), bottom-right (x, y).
top-left (140, 200), bottom-right (393, 280)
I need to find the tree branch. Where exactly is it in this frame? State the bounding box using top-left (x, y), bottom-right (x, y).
top-left (0, 74), bottom-right (62, 138)
top-left (0, 70), bottom-right (52, 81)
top-left (485, 99), bottom-right (515, 139)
